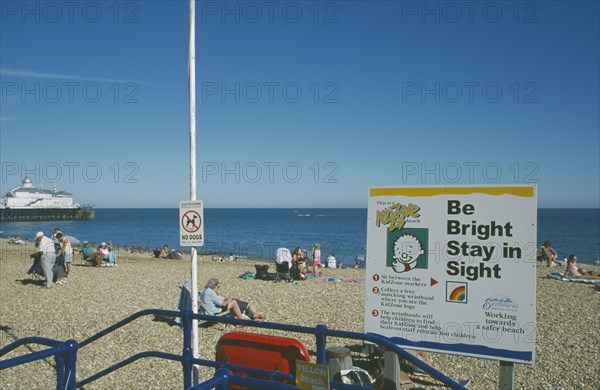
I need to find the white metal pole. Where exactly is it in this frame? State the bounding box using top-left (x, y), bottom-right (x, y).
top-left (188, 0), bottom-right (199, 384)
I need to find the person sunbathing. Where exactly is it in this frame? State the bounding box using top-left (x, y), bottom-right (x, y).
top-left (200, 278), bottom-right (267, 320)
top-left (564, 255), bottom-right (600, 279)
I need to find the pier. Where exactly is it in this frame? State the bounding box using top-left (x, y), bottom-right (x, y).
top-left (0, 207), bottom-right (94, 222)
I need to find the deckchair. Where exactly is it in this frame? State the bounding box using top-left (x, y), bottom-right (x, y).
top-left (175, 280), bottom-right (231, 327)
top-left (354, 254), bottom-right (366, 268)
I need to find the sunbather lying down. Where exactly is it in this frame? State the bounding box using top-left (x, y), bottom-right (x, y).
top-left (201, 278), bottom-right (267, 320)
top-left (564, 255), bottom-right (600, 279)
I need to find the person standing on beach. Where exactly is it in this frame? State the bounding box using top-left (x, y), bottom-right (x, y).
top-left (51, 227), bottom-right (63, 253)
top-left (35, 231), bottom-right (56, 288)
top-left (56, 233), bottom-right (73, 276)
top-left (312, 243), bottom-right (322, 274)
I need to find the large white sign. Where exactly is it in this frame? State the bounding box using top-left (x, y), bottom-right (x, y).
top-left (365, 186), bottom-right (537, 363)
top-left (179, 200), bottom-right (204, 246)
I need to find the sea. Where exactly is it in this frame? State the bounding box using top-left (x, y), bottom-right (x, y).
top-left (1, 208), bottom-right (599, 265)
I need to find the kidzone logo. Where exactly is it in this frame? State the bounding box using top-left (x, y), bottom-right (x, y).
top-left (446, 281), bottom-right (467, 303)
top-left (375, 202), bottom-right (421, 231)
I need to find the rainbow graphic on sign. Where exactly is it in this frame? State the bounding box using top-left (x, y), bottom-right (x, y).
top-left (446, 282), bottom-right (468, 304)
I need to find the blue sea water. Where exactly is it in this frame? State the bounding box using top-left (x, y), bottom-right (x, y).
top-left (1, 208), bottom-right (599, 265)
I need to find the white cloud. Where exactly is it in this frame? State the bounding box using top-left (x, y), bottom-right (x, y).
top-left (0, 68), bottom-right (145, 84)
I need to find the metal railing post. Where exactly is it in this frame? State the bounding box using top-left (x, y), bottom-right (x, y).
top-left (182, 310), bottom-right (193, 389)
top-left (54, 351), bottom-right (65, 390)
top-left (315, 324), bottom-right (328, 365)
top-left (64, 339), bottom-right (78, 390)
top-left (215, 368), bottom-right (230, 390)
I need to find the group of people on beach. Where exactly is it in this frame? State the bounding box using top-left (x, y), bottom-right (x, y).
top-left (275, 243), bottom-right (340, 281)
top-left (8, 235), bottom-right (25, 245)
top-left (30, 228), bottom-right (72, 288)
top-left (152, 244), bottom-right (183, 260)
top-left (82, 240), bottom-right (118, 267)
top-left (27, 227), bottom-right (118, 288)
top-left (540, 240), bottom-right (600, 279)
top-left (194, 243), bottom-right (343, 321)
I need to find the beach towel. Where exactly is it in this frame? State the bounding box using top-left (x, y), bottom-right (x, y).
top-left (547, 272), bottom-right (600, 284)
top-left (275, 247), bottom-right (292, 265)
top-left (315, 277), bottom-right (365, 284)
top-left (238, 271), bottom-right (255, 280)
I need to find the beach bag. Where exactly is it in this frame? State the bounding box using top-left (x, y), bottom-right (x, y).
top-left (55, 253), bottom-right (65, 267)
top-left (334, 368), bottom-right (375, 387)
top-left (254, 265), bottom-right (270, 280)
top-left (290, 267), bottom-right (302, 281)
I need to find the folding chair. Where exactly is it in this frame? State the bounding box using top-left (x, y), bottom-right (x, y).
top-left (27, 253), bottom-right (45, 281)
top-left (175, 280), bottom-right (231, 328)
top-left (354, 254), bottom-right (366, 268)
top-left (81, 252), bottom-right (96, 266)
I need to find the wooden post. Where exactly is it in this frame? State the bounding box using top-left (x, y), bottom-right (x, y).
top-left (382, 349), bottom-right (402, 390)
top-left (499, 361), bottom-right (515, 390)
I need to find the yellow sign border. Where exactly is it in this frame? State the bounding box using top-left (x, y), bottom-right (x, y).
top-left (370, 186), bottom-right (535, 198)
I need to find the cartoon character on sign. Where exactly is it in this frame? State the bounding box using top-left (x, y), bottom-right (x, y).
top-left (392, 234), bottom-right (424, 273)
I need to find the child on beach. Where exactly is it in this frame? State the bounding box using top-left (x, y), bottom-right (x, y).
top-left (312, 243), bottom-right (321, 274)
top-left (56, 233), bottom-right (73, 276)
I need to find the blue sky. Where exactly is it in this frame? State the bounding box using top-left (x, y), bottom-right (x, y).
top-left (1, 1), bottom-right (598, 208)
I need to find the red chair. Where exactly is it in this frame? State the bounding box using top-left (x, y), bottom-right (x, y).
top-left (215, 331), bottom-right (310, 388)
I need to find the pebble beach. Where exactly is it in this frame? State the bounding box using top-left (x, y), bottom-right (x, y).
top-left (0, 239), bottom-right (598, 389)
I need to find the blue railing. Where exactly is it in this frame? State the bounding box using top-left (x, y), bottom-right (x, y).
top-left (0, 308), bottom-right (468, 389)
top-left (0, 336), bottom-right (78, 390)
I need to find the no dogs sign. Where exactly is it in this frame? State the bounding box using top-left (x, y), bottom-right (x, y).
top-left (179, 200), bottom-right (204, 246)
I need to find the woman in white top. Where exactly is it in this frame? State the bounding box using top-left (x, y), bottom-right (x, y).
top-left (327, 252), bottom-right (337, 269)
